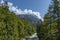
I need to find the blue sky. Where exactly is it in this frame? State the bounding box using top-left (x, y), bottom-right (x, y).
top-left (5, 0), bottom-right (51, 18)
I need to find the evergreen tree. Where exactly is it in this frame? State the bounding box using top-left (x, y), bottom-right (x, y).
top-left (37, 0), bottom-right (60, 40)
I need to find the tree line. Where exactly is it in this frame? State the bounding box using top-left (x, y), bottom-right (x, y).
top-left (37, 0), bottom-right (60, 40)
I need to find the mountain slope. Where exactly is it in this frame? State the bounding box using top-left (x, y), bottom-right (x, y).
top-left (18, 14), bottom-right (41, 24)
top-left (0, 0), bottom-right (42, 24)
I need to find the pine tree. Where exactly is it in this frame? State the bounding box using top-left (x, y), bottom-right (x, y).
top-left (44, 0), bottom-right (60, 40)
top-left (37, 20), bottom-right (44, 40)
top-left (37, 0), bottom-right (60, 40)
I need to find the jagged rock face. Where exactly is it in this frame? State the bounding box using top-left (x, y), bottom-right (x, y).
top-left (17, 14), bottom-right (41, 24)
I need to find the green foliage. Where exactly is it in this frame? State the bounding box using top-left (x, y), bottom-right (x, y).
top-left (37, 0), bottom-right (60, 40)
top-left (0, 6), bottom-right (36, 40)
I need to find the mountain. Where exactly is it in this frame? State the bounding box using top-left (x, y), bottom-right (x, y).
top-left (0, 0), bottom-right (42, 24)
top-left (17, 14), bottom-right (41, 24)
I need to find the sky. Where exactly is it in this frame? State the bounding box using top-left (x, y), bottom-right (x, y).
top-left (2, 0), bottom-right (51, 19)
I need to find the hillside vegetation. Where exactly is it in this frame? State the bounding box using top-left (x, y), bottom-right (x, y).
top-left (0, 6), bottom-right (36, 40)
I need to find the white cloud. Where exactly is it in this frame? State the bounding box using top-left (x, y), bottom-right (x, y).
top-left (0, 0), bottom-right (43, 20)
